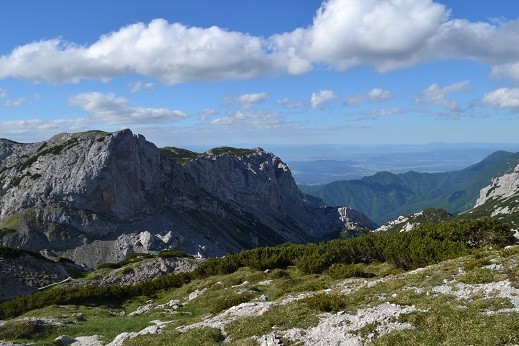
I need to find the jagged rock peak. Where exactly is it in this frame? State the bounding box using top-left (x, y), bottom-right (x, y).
top-left (475, 163), bottom-right (519, 207)
top-left (338, 207), bottom-right (378, 231)
top-left (0, 128), bottom-right (162, 220)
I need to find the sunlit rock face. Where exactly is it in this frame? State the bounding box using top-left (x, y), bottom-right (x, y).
top-left (475, 163), bottom-right (519, 208)
top-left (0, 129), bottom-right (374, 268)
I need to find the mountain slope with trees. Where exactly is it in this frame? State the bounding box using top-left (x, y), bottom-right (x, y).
top-left (301, 151), bottom-right (519, 225)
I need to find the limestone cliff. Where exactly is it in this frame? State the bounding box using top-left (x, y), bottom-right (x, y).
top-left (467, 163), bottom-right (519, 229)
top-left (0, 130), bottom-right (375, 267)
top-left (475, 163), bottom-right (519, 208)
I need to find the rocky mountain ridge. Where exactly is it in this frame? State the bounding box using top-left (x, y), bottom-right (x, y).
top-left (0, 130), bottom-right (374, 268)
top-left (475, 163), bottom-right (519, 208)
top-left (464, 163), bottom-right (519, 229)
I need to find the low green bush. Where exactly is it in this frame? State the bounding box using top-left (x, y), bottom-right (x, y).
top-left (0, 217), bottom-right (511, 320)
top-left (464, 256), bottom-right (491, 271)
top-left (209, 293), bottom-right (255, 314)
top-left (96, 252), bottom-right (153, 270)
top-left (304, 292), bottom-right (347, 312)
top-left (157, 249), bottom-right (191, 258)
top-left (327, 263), bottom-right (375, 280)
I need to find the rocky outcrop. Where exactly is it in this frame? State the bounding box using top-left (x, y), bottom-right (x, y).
top-left (475, 163), bottom-right (519, 208)
top-left (338, 207), bottom-right (377, 231)
top-left (0, 130), bottom-right (375, 267)
top-left (467, 163), bottom-right (519, 229)
top-left (0, 250), bottom-right (73, 301)
top-left (87, 257), bottom-right (199, 286)
top-left (375, 208), bottom-right (453, 233)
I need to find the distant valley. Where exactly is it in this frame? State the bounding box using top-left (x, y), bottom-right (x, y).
top-left (301, 151), bottom-right (519, 225)
top-left (265, 143), bottom-right (519, 185)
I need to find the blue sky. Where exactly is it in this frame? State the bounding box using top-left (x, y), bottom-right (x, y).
top-left (0, 0), bottom-right (518, 148)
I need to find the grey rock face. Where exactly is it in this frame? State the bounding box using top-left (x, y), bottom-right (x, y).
top-left (0, 130), bottom-right (162, 224)
top-left (88, 257), bottom-right (199, 286)
top-left (0, 130), bottom-right (375, 267)
top-left (338, 207), bottom-right (378, 231)
top-left (475, 163), bottom-right (519, 207)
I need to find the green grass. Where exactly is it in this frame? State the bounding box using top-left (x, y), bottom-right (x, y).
top-left (1, 217), bottom-right (512, 321)
top-left (204, 147), bottom-right (257, 158)
top-left (160, 147), bottom-right (201, 164)
top-left (0, 303), bottom-right (163, 344)
top-left (159, 146), bottom-right (259, 164)
top-left (374, 304), bottom-right (519, 345)
top-left (303, 292), bottom-right (348, 312)
top-left (0, 246), bottom-right (518, 345)
top-left (459, 267), bottom-right (504, 284)
top-left (0, 213), bottom-right (23, 230)
top-left (225, 302), bottom-right (319, 340)
top-left (0, 220), bottom-right (517, 345)
top-left (96, 252), bottom-right (154, 270)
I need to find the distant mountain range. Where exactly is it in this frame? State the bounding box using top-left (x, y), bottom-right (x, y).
top-left (301, 151), bottom-right (519, 225)
top-left (266, 143), bottom-right (519, 185)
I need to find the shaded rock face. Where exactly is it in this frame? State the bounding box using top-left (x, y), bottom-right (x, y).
top-left (0, 130), bottom-right (374, 267)
top-left (0, 253), bottom-right (71, 301)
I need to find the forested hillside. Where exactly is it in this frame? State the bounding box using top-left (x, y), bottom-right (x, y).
top-left (301, 151), bottom-right (519, 225)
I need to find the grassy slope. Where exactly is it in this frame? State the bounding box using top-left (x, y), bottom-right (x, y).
top-left (302, 151), bottom-right (519, 225)
top-left (0, 246), bottom-right (517, 345)
top-left (0, 217), bottom-right (516, 345)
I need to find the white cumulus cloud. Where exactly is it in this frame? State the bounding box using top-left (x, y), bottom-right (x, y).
top-left (277, 97), bottom-right (305, 109)
top-left (0, 118), bottom-right (88, 137)
top-left (130, 81), bottom-right (155, 93)
top-left (416, 81), bottom-right (470, 111)
top-left (0, 88), bottom-right (6, 98)
top-left (0, 19), bottom-right (295, 84)
top-left (272, 0), bottom-right (449, 72)
top-left (311, 90), bottom-right (337, 108)
top-left (199, 108), bottom-right (217, 120)
top-left (367, 88), bottom-right (393, 102)
top-left (235, 92), bottom-right (269, 107)
top-left (356, 107), bottom-right (410, 120)
top-left (68, 92), bottom-right (187, 124)
top-left (482, 88), bottom-right (519, 109)
top-left (211, 109), bottom-right (282, 129)
top-left (3, 97), bottom-right (25, 108)
top-left (345, 88), bottom-right (393, 105)
top-left (1, 1), bottom-right (519, 83)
